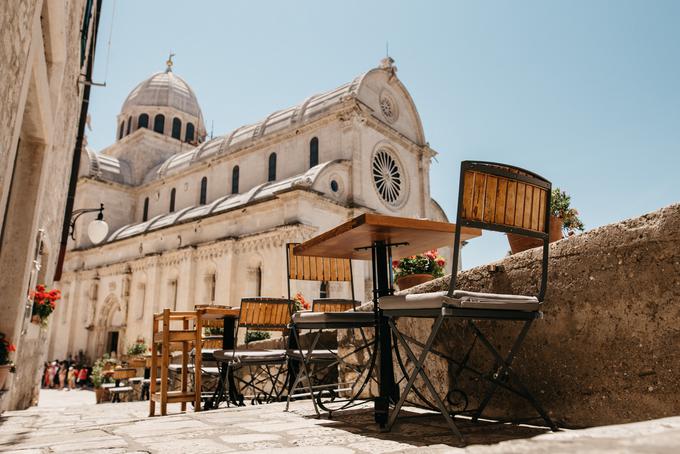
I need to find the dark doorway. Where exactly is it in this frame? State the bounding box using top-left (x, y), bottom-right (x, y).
top-left (106, 331), bottom-right (119, 355)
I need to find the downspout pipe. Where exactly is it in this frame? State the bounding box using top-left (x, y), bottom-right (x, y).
top-left (54, 0), bottom-right (103, 281)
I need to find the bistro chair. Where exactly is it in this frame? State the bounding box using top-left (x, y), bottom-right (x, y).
top-left (380, 160), bottom-right (558, 441)
top-left (211, 298), bottom-right (291, 406)
top-left (285, 243), bottom-right (376, 417)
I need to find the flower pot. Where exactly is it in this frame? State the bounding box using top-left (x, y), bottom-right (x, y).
top-left (95, 387), bottom-right (108, 404)
top-left (0, 364), bottom-right (12, 390)
top-left (396, 273), bottom-right (433, 291)
top-left (128, 357), bottom-right (146, 368)
top-left (31, 315), bottom-right (41, 325)
top-left (507, 215), bottom-right (563, 254)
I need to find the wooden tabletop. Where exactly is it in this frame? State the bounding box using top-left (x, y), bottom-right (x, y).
top-left (194, 305), bottom-right (240, 320)
top-left (294, 213), bottom-right (481, 260)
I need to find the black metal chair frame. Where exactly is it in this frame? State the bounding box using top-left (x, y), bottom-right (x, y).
top-left (285, 243), bottom-right (378, 417)
top-left (384, 161), bottom-right (558, 441)
top-left (212, 298), bottom-right (292, 408)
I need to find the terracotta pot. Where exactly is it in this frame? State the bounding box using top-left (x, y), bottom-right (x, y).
top-left (0, 364), bottom-right (12, 390)
top-left (95, 387), bottom-right (107, 404)
top-left (396, 273), bottom-right (433, 291)
top-left (507, 215), bottom-right (563, 254)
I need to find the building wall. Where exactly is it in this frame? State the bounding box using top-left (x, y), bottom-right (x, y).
top-left (0, 0), bottom-right (95, 411)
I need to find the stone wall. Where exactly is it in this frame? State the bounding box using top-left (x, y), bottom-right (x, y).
top-left (341, 203), bottom-right (680, 428)
top-left (0, 0), bottom-right (94, 411)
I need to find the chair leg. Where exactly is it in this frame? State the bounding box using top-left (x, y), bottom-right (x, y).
top-left (387, 316), bottom-right (464, 442)
top-left (294, 325), bottom-right (321, 417)
top-left (470, 320), bottom-right (557, 431)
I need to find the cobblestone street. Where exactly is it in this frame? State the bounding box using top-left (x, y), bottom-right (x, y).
top-left (0, 390), bottom-right (678, 453)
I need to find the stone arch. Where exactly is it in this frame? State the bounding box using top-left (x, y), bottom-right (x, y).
top-left (95, 294), bottom-right (125, 358)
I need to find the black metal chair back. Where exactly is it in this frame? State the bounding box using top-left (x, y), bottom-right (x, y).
top-left (449, 161), bottom-right (552, 301)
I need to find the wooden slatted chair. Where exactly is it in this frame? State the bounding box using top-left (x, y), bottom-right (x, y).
top-left (381, 160), bottom-right (558, 441)
top-left (285, 243), bottom-right (377, 416)
top-left (149, 310), bottom-right (198, 416)
top-left (212, 298), bottom-right (291, 406)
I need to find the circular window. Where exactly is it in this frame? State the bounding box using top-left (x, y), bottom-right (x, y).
top-left (330, 180), bottom-right (339, 192)
top-left (379, 92), bottom-right (398, 123)
top-left (372, 149), bottom-right (404, 206)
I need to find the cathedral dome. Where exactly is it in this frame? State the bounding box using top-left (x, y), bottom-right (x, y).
top-left (121, 69), bottom-right (202, 118)
top-left (116, 56), bottom-right (206, 144)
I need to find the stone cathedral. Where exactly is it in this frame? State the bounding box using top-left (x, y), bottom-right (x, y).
top-left (49, 57), bottom-right (449, 360)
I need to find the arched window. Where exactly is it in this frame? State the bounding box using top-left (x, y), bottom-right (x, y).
top-left (118, 121), bottom-right (124, 140)
top-left (231, 166), bottom-right (239, 194)
top-left (138, 113), bottom-right (149, 129)
top-left (126, 116), bottom-right (132, 135)
top-left (185, 122), bottom-right (195, 143)
top-left (309, 137), bottom-right (319, 168)
top-left (169, 188), bottom-right (176, 213)
top-left (199, 177), bottom-right (207, 205)
top-left (171, 117), bottom-right (182, 140)
top-left (268, 153), bottom-right (277, 182)
top-left (154, 114), bottom-right (165, 134)
top-left (142, 197), bottom-right (149, 222)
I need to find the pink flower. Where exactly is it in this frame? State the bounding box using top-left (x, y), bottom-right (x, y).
top-left (436, 258), bottom-right (445, 267)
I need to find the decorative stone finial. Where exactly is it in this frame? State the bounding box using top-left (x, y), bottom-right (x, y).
top-left (165, 52), bottom-right (175, 72)
top-left (379, 56), bottom-right (395, 70)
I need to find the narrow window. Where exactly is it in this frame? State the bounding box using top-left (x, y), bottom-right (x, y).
top-left (200, 177), bottom-right (207, 205)
top-left (138, 113), bottom-right (149, 129)
top-left (268, 153), bottom-right (277, 182)
top-left (208, 273), bottom-right (216, 303)
top-left (309, 137), bottom-right (319, 168)
top-left (231, 166), bottom-right (239, 194)
top-left (142, 197), bottom-right (149, 221)
top-left (118, 121), bottom-right (124, 140)
top-left (256, 266), bottom-right (262, 297)
top-left (320, 281), bottom-right (328, 299)
top-left (126, 116), bottom-right (132, 135)
top-left (185, 122), bottom-right (195, 142)
top-left (169, 188), bottom-right (176, 213)
top-left (154, 114), bottom-right (165, 134)
top-left (172, 117), bottom-right (182, 139)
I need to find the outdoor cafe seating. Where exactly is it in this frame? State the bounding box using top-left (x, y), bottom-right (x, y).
top-left (380, 161), bottom-right (558, 441)
top-left (285, 243), bottom-right (376, 416)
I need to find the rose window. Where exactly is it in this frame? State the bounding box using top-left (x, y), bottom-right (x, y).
top-left (379, 97), bottom-right (395, 122)
top-left (372, 149), bottom-right (403, 205)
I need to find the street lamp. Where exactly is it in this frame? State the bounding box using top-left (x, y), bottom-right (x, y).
top-left (70, 203), bottom-right (109, 244)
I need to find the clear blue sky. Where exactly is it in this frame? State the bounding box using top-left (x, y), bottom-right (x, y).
top-left (88, 0), bottom-right (680, 269)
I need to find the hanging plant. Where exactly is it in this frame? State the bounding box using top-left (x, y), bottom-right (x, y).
top-left (31, 284), bottom-right (62, 327)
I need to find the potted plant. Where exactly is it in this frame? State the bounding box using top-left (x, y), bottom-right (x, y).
top-left (126, 339), bottom-right (148, 367)
top-left (92, 354), bottom-right (114, 403)
top-left (507, 188), bottom-right (585, 254)
top-left (392, 250), bottom-right (446, 291)
top-left (0, 333), bottom-right (16, 390)
top-left (30, 284), bottom-right (61, 327)
top-left (292, 292), bottom-right (310, 312)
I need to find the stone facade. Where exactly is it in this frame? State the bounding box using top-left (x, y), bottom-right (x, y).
top-left (50, 58), bottom-right (454, 362)
top-left (340, 203), bottom-right (680, 427)
top-left (0, 0), bottom-right (98, 410)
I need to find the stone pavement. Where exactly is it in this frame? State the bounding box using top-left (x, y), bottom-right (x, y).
top-left (0, 390), bottom-right (679, 453)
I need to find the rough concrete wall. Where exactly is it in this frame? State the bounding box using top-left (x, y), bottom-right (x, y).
top-left (384, 203), bottom-right (680, 428)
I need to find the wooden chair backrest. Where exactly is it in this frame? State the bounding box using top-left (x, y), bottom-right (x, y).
top-left (312, 299), bottom-right (356, 313)
top-left (286, 243), bottom-right (352, 282)
top-left (451, 161), bottom-right (552, 301)
top-left (459, 162), bottom-right (551, 235)
top-left (238, 298), bottom-right (291, 332)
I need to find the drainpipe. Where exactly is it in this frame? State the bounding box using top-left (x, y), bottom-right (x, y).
top-left (54, 0), bottom-right (102, 281)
